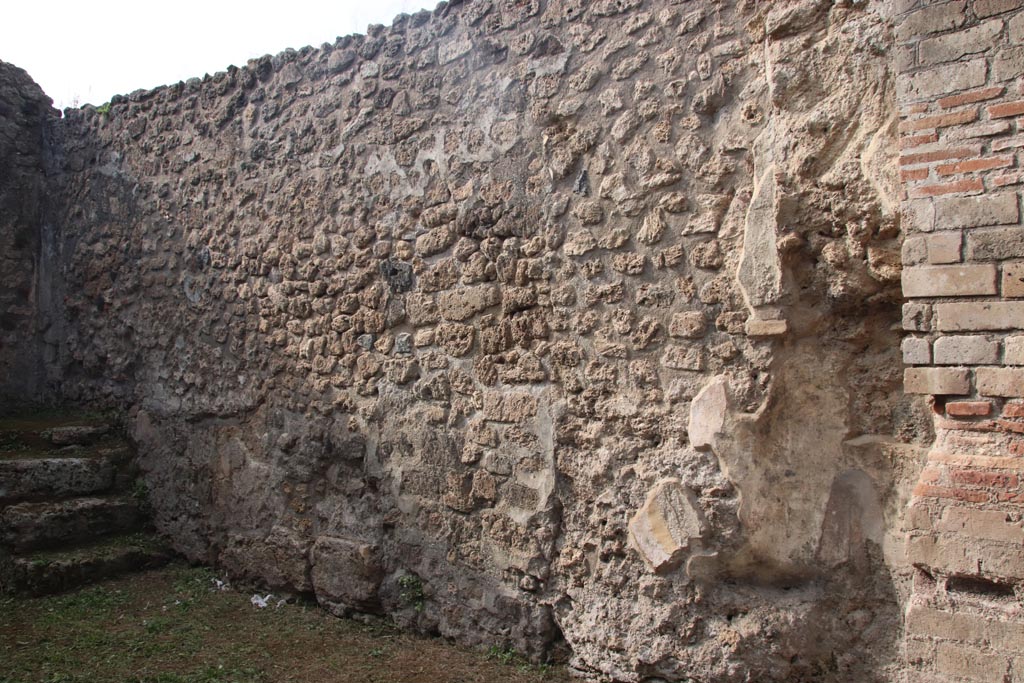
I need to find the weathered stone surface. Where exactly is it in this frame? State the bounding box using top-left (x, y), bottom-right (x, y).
top-left (1006, 336), bottom-right (1024, 364)
top-left (437, 285), bottom-right (500, 321)
top-left (41, 425), bottom-right (110, 446)
top-left (901, 264), bottom-right (998, 298)
top-left (897, 59), bottom-right (986, 102)
top-left (935, 301), bottom-right (1024, 331)
top-left (904, 368), bottom-right (972, 395)
top-left (0, 61), bottom-right (57, 410)
top-left (310, 535), bottom-right (382, 613)
top-left (738, 167), bottom-right (782, 309)
top-left (968, 226), bottom-right (1024, 260)
top-left (688, 375), bottom-right (728, 451)
top-left (628, 479), bottom-right (705, 574)
top-left (745, 318), bottom-right (788, 337)
top-left (977, 367), bottom-right (1024, 397)
top-left (0, 456), bottom-right (115, 503)
top-left (902, 337), bottom-right (932, 365)
top-left (0, 496), bottom-right (144, 551)
top-left (932, 335), bottom-right (1000, 365)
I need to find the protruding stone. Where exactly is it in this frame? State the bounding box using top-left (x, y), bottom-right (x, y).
top-left (745, 318), bottom-right (788, 337)
top-left (738, 167), bottom-right (782, 308)
top-left (310, 535), bottom-right (383, 613)
top-left (689, 375), bottom-right (728, 450)
top-left (628, 479), bottom-right (705, 574)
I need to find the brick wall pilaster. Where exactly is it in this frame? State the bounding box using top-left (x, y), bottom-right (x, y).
top-left (896, 2), bottom-right (1024, 681)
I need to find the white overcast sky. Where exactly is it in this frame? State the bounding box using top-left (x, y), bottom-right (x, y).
top-left (2, 0), bottom-right (432, 110)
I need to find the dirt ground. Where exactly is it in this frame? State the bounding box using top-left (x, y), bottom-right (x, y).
top-left (0, 563), bottom-right (572, 683)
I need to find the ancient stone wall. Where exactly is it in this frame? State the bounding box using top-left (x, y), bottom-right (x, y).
top-left (8, 0), bottom-right (1018, 680)
top-left (895, 1), bottom-right (1024, 681)
top-left (0, 62), bottom-right (58, 410)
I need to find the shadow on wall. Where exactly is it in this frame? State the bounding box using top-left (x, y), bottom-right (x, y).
top-left (0, 0), bottom-right (942, 681)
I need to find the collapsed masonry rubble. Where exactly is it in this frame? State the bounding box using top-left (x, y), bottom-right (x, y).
top-left (1, 0), bottom-right (1023, 680)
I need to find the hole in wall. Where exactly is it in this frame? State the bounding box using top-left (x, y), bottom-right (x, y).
top-left (946, 575), bottom-right (1015, 599)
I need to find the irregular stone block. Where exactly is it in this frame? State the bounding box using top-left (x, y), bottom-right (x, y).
top-left (968, 226), bottom-right (1024, 260)
top-left (936, 507), bottom-right (1024, 543)
top-left (437, 285), bottom-right (500, 321)
top-left (220, 526), bottom-right (313, 592)
top-left (903, 303), bottom-right (934, 331)
top-left (628, 479), bottom-right (704, 574)
top-left (745, 318), bottom-right (788, 337)
top-left (688, 375), bottom-right (728, 450)
top-left (738, 167), bottom-right (782, 308)
top-left (482, 392), bottom-right (538, 422)
top-left (993, 46), bottom-right (1024, 81)
top-left (1005, 336), bottom-right (1024, 364)
top-left (668, 312), bottom-right (705, 338)
top-left (896, 1), bottom-right (967, 41)
top-left (662, 345), bottom-right (703, 371)
top-left (311, 535), bottom-right (382, 613)
top-left (918, 20), bottom-right (1003, 66)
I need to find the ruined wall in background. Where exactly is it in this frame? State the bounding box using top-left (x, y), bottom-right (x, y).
top-left (9, 0), bottom-right (939, 680)
top-left (895, 1), bottom-right (1024, 681)
top-left (0, 62), bottom-right (57, 410)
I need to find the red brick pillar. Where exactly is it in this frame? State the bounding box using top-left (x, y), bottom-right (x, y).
top-left (896, 1), bottom-right (1024, 681)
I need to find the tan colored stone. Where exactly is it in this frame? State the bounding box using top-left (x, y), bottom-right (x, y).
top-left (482, 392), bottom-right (538, 422)
top-left (937, 507), bottom-right (1024, 543)
top-left (901, 264), bottom-right (997, 298)
top-left (628, 479), bottom-right (704, 574)
top-left (935, 302), bottom-right (1024, 331)
top-left (932, 335), bottom-right (999, 365)
top-left (745, 318), bottom-right (788, 337)
top-left (1003, 261), bottom-right (1024, 297)
top-left (1006, 336), bottom-right (1024, 365)
top-left (436, 285), bottom-right (500, 322)
top-left (977, 367), bottom-right (1024, 397)
top-left (737, 167), bottom-right (782, 308)
top-left (902, 337), bottom-right (931, 365)
top-left (688, 375), bottom-right (728, 450)
top-left (668, 312), bottom-right (706, 338)
top-left (904, 368), bottom-right (971, 395)
top-left (926, 231), bottom-right (962, 264)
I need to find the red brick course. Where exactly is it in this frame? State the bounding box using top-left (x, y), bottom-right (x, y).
top-left (912, 483), bottom-right (990, 503)
top-left (910, 178), bottom-right (984, 197)
top-left (937, 156), bottom-right (1015, 175)
top-left (938, 86), bottom-right (1006, 109)
top-left (899, 108), bottom-right (979, 133)
top-left (947, 401), bottom-right (994, 416)
top-left (989, 101), bottom-right (1024, 119)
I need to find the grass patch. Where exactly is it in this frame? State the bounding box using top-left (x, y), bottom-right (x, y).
top-left (0, 563), bottom-right (569, 683)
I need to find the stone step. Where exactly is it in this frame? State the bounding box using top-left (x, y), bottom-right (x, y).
top-left (0, 495), bottom-right (147, 551)
top-left (0, 448), bottom-right (126, 504)
top-left (0, 532), bottom-right (174, 595)
top-left (0, 412), bottom-right (117, 456)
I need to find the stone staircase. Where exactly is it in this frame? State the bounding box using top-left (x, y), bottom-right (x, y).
top-left (0, 411), bottom-right (174, 595)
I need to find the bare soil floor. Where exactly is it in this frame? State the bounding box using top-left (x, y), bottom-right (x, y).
top-left (0, 563), bottom-right (572, 683)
